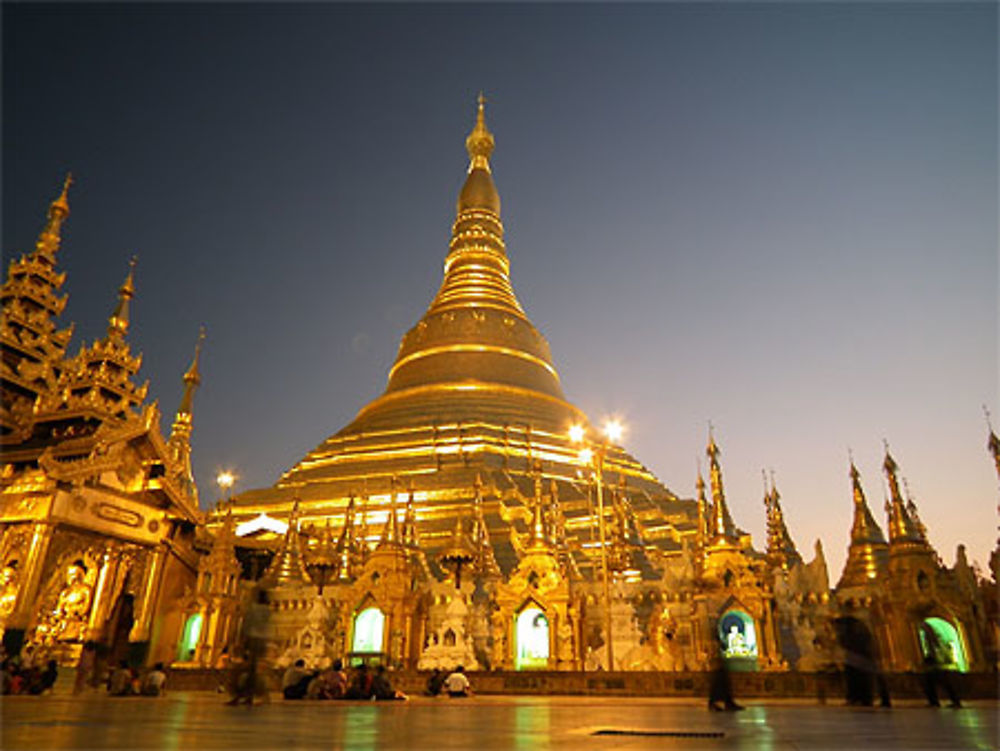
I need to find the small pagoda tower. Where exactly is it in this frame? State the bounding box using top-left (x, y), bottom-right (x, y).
top-left (0, 176), bottom-right (75, 442)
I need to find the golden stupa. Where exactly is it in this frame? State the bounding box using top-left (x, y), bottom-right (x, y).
top-left (232, 97), bottom-right (696, 574)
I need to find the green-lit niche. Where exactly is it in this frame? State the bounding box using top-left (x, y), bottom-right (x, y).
top-left (919, 617), bottom-right (967, 672)
top-left (176, 613), bottom-right (202, 661)
top-left (352, 607), bottom-right (385, 654)
top-left (515, 606), bottom-right (549, 670)
top-left (719, 610), bottom-right (758, 662)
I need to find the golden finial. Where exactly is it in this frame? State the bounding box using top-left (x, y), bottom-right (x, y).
top-left (107, 256), bottom-right (137, 339)
top-left (52, 173), bottom-right (73, 215)
top-left (35, 174), bottom-right (73, 258)
top-left (984, 405), bottom-right (1000, 480)
top-left (706, 421), bottom-right (719, 458)
top-left (465, 91), bottom-right (495, 171)
top-left (175, 326), bottom-right (205, 417)
top-left (186, 326), bottom-right (205, 382)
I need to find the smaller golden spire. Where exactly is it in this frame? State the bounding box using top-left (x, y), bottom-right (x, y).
top-left (985, 405), bottom-right (1000, 482)
top-left (695, 462), bottom-right (707, 551)
top-left (35, 173), bottom-right (73, 259)
top-left (107, 256), bottom-right (137, 340)
top-left (706, 425), bottom-right (737, 543)
top-left (177, 327), bottom-right (205, 417)
top-left (882, 442), bottom-right (922, 544)
top-left (465, 91), bottom-right (495, 172)
top-left (260, 499), bottom-right (313, 587)
top-left (52, 173), bottom-right (73, 214)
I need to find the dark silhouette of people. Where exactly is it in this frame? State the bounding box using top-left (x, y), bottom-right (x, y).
top-left (834, 618), bottom-right (878, 707)
top-left (29, 659), bottom-right (58, 695)
top-left (228, 587), bottom-right (272, 706)
top-left (425, 668), bottom-right (445, 696)
top-left (707, 632), bottom-right (743, 711)
top-left (344, 663), bottom-right (374, 699)
top-left (371, 664), bottom-right (406, 700)
top-left (282, 658), bottom-right (314, 700)
top-left (920, 623), bottom-right (962, 708)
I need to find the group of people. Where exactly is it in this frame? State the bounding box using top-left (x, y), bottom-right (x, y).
top-left (107, 660), bottom-right (168, 697)
top-left (425, 666), bottom-right (472, 698)
top-left (1, 657), bottom-right (58, 695)
top-left (281, 660), bottom-right (409, 701)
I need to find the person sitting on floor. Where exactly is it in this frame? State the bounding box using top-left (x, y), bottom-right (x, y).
top-left (371, 664), bottom-right (407, 701)
top-left (28, 659), bottom-right (58, 695)
top-left (344, 663), bottom-right (374, 700)
top-left (307, 659), bottom-right (347, 700)
top-left (109, 661), bottom-right (134, 696)
top-left (141, 662), bottom-right (167, 696)
top-left (282, 658), bottom-right (313, 700)
top-left (444, 665), bottom-right (471, 698)
top-left (425, 668), bottom-right (445, 696)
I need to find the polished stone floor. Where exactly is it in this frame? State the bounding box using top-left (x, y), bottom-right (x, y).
top-left (2, 691), bottom-right (996, 751)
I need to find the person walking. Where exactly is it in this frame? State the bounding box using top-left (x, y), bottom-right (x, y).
top-left (921, 624), bottom-right (962, 708)
top-left (707, 633), bottom-right (743, 711)
top-left (228, 588), bottom-right (272, 706)
top-left (73, 641), bottom-right (96, 695)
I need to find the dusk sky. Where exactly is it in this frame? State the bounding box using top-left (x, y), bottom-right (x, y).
top-left (4, 3), bottom-right (997, 579)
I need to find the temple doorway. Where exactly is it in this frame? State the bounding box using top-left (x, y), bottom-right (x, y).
top-left (176, 613), bottom-right (203, 662)
top-left (351, 607), bottom-right (385, 654)
top-left (515, 606), bottom-right (549, 670)
top-left (106, 593), bottom-right (135, 666)
top-left (919, 617), bottom-right (968, 672)
top-left (718, 609), bottom-right (758, 671)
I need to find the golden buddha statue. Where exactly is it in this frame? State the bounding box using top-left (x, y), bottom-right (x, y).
top-left (39, 560), bottom-right (93, 642)
top-left (0, 562), bottom-right (19, 623)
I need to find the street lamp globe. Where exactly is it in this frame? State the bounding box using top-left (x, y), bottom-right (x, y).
top-left (216, 471), bottom-right (235, 491)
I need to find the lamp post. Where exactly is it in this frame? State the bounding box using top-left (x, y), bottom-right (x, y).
top-left (216, 471), bottom-right (235, 505)
top-left (570, 419), bottom-right (623, 671)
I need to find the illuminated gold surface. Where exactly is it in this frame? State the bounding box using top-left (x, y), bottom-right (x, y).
top-left (230, 98), bottom-right (694, 583)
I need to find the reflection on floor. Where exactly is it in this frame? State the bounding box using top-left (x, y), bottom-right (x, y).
top-left (2, 690), bottom-right (996, 751)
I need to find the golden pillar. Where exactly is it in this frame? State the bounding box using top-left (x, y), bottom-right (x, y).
top-left (7, 522), bottom-right (55, 630)
top-left (129, 543), bottom-right (168, 643)
top-left (86, 547), bottom-right (121, 641)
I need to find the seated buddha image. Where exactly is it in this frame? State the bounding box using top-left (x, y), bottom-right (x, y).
top-left (0, 562), bottom-right (19, 622)
top-left (39, 560), bottom-right (93, 643)
top-left (726, 624), bottom-right (751, 657)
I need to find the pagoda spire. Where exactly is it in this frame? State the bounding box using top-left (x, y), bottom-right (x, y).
top-left (837, 458), bottom-right (888, 588)
top-left (402, 487), bottom-right (419, 548)
top-left (985, 406), bottom-right (1000, 483)
top-left (107, 256), bottom-right (137, 343)
top-left (472, 474), bottom-right (501, 577)
top-left (377, 488), bottom-right (402, 549)
top-left (260, 499), bottom-right (313, 587)
top-left (527, 460), bottom-right (553, 550)
top-left (1, 177), bottom-right (76, 431)
top-left (34, 173), bottom-right (72, 262)
top-left (882, 444), bottom-right (923, 545)
top-left (695, 465), bottom-right (708, 553)
top-left (334, 495), bottom-right (357, 581)
top-left (168, 327), bottom-right (205, 496)
top-left (34, 256), bottom-right (147, 422)
top-left (764, 470), bottom-right (801, 570)
top-left (706, 427), bottom-right (738, 544)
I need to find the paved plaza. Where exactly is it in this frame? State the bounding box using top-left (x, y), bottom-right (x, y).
top-left (2, 691), bottom-right (996, 751)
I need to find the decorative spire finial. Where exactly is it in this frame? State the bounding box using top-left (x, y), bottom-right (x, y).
top-left (985, 405), bottom-right (1000, 481)
top-left (107, 256), bottom-right (137, 340)
top-left (177, 326), bottom-right (205, 416)
top-left (465, 91), bottom-right (495, 171)
top-left (35, 174), bottom-right (73, 259)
